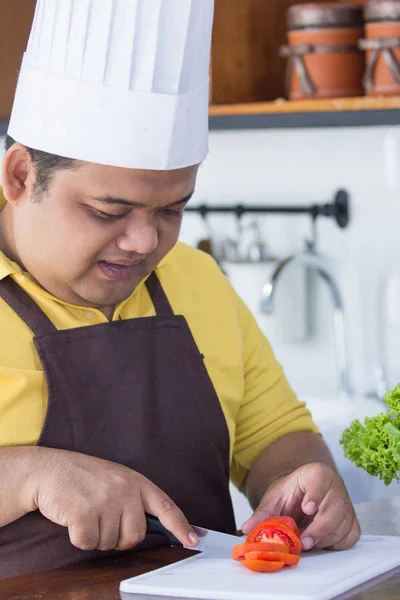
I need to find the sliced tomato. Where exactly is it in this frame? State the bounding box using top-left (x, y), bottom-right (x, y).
top-left (264, 517), bottom-right (301, 539)
top-left (262, 516), bottom-right (301, 538)
top-left (244, 551), bottom-right (300, 566)
top-left (246, 521), bottom-right (302, 555)
top-left (232, 541), bottom-right (289, 561)
top-left (240, 560), bottom-right (284, 573)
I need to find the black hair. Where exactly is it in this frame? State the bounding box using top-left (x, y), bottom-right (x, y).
top-left (4, 135), bottom-right (81, 196)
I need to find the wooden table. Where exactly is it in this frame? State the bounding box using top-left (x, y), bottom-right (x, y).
top-left (2, 497), bottom-right (400, 600)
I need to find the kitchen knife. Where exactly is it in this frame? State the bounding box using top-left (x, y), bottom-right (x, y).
top-left (146, 514), bottom-right (243, 557)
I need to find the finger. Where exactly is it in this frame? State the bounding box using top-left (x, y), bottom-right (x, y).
top-left (115, 509), bottom-right (147, 552)
top-left (299, 463), bottom-right (335, 517)
top-left (68, 516), bottom-right (100, 551)
top-left (242, 509), bottom-right (278, 535)
top-left (97, 513), bottom-right (121, 551)
top-left (142, 481), bottom-right (198, 547)
top-left (300, 479), bottom-right (351, 550)
top-left (241, 482), bottom-right (285, 535)
top-left (313, 512), bottom-right (353, 550)
top-left (328, 516), bottom-right (361, 551)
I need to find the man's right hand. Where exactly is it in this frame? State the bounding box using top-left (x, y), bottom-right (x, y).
top-left (23, 448), bottom-right (198, 552)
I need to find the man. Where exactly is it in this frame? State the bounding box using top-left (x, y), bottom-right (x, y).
top-left (0, 0), bottom-right (360, 578)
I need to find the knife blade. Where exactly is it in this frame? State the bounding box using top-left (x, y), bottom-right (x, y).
top-left (185, 524), bottom-right (244, 556)
top-left (145, 514), bottom-right (243, 557)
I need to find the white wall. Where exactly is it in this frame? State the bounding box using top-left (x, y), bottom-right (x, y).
top-left (180, 125), bottom-right (400, 401)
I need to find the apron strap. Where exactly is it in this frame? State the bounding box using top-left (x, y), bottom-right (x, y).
top-left (145, 271), bottom-right (174, 318)
top-left (0, 277), bottom-right (57, 336)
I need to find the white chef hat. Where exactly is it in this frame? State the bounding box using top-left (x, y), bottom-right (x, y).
top-left (8, 0), bottom-right (214, 170)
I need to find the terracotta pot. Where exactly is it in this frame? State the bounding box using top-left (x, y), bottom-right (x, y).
top-left (280, 2), bottom-right (365, 99)
top-left (211, 0), bottom-right (325, 104)
top-left (360, 0), bottom-right (400, 95)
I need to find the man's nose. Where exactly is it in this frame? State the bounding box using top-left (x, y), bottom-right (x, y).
top-left (116, 220), bottom-right (158, 255)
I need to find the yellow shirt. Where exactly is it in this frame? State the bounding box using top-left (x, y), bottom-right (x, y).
top-left (0, 195), bottom-right (318, 488)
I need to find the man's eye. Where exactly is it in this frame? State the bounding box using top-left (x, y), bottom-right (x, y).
top-left (91, 208), bottom-right (127, 221)
top-left (161, 208), bottom-right (184, 218)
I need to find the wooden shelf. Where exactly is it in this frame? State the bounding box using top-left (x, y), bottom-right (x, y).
top-left (209, 96), bottom-right (400, 130)
top-left (2, 97), bottom-right (400, 141)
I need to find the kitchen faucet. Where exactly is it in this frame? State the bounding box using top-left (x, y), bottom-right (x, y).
top-left (260, 249), bottom-right (352, 397)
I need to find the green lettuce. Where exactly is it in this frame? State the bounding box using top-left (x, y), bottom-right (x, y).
top-left (340, 384), bottom-right (400, 485)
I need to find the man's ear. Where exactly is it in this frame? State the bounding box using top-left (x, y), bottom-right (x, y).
top-left (2, 143), bottom-right (36, 206)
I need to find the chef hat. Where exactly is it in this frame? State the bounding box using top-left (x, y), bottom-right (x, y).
top-left (8, 0), bottom-right (214, 170)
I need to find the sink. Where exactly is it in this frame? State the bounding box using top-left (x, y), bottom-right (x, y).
top-left (230, 395), bottom-right (400, 528)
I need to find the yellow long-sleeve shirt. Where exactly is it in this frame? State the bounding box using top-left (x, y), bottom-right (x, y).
top-left (0, 195), bottom-right (318, 488)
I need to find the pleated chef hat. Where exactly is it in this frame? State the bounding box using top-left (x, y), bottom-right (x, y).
top-left (8, 0), bottom-right (214, 170)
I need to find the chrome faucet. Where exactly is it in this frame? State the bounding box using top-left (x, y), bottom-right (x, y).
top-left (260, 250), bottom-right (352, 397)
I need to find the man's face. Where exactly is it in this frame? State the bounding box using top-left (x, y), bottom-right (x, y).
top-left (10, 161), bottom-right (197, 310)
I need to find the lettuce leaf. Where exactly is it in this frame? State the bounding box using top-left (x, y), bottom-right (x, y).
top-left (340, 384), bottom-right (400, 485)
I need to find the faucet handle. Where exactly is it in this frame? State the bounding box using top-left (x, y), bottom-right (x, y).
top-left (374, 366), bottom-right (387, 400)
top-left (365, 366), bottom-right (387, 401)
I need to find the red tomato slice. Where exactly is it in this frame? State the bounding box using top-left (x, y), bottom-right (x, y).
top-left (262, 516), bottom-right (301, 538)
top-left (246, 521), bottom-right (302, 555)
top-left (232, 542), bottom-right (289, 561)
top-left (244, 551), bottom-right (300, 566)
top-left (240, 560), bottom-right (284, 573)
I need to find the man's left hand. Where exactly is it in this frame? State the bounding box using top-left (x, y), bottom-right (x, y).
top-left (241, 462), bottom-right (360, 551)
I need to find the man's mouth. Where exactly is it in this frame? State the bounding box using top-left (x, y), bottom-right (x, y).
top-left (97, 260), bottom-right (145, 281)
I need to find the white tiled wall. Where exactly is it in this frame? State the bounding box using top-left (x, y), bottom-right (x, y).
top-left (180, 125), bottom-right (400, 400)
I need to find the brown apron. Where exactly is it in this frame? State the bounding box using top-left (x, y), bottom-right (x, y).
top-left (0, 272), bottom-right (235, 577)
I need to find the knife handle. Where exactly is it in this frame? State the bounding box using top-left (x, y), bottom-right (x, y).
top-left (145, 514), bottom-right (181, 546)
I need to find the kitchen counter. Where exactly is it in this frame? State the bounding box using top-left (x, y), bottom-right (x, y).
top-left (2, 498), bottom-right (400, 600)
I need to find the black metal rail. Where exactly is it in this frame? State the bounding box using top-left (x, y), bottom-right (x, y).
top-left (185, 189), bottom-right (350, 229)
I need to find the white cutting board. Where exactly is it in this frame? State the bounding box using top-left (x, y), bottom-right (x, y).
top-left (120, 535), bottom-right (400, 600)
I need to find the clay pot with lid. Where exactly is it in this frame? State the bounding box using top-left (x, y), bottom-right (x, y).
top-left (280, 2), bottom-right (365, 100)
top-left (360, 0), bottom-right (400, 95)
